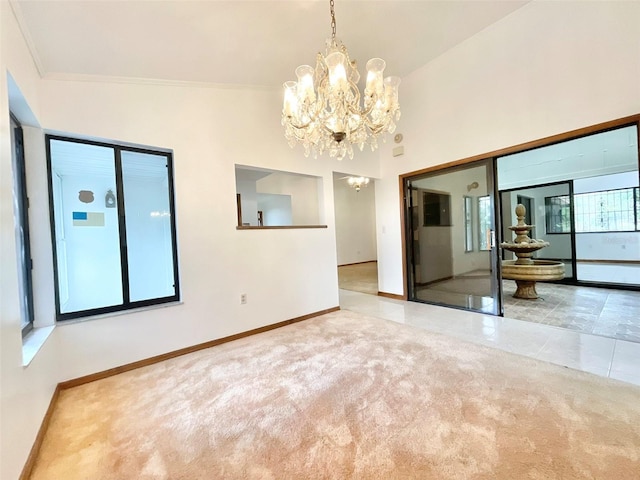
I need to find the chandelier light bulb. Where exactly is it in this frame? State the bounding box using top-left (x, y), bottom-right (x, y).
top-left (347, 176), bottom-right (370, 192)
top-left (281, 0), bottom-right (401, 161)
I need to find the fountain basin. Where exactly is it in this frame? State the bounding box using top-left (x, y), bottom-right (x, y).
top-left (502, 260), bottom-right (565, 299)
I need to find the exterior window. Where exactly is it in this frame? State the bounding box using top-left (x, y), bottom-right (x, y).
top-left (10, 114), bottom-right (35, 336)
top-left (546, 187), bottom-right (639, 234)
top-left (464, 196), bottom-right (473, 252)
top-left (46, 135), bottom-right (180, 320)
top-left (477, 195), bottom-right (492, 251)
top-left (545, 195), bottom-right (571, 234)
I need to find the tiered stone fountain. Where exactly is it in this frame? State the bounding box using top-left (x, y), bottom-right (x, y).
top-left (500, 204), bottom-right (564, 299)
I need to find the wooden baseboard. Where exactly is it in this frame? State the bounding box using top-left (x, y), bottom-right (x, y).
top-left (338, 260), bottom-right (377, 267)
top-left (20, 306), bottom-right (339, 478)
top-left (19, 385), bottom-right (61, 480)
top-left (378, 291), bottom-right (406, 300)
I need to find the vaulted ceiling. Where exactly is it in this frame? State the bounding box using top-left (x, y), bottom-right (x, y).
top-left (10, 0), bottom-right (529, 88)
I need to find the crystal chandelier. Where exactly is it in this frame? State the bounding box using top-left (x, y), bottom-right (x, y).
top-left (347, 176), bottom-right (369, 192)
top-left (281, 0), bottom-right (401, 161)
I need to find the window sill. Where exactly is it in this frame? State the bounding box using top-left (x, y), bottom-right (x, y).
top-left (22, 325), bottom-right (55, 367)
top-left (56, 300), bottom-right (184, 325)
top-left (236, 225), bottom-right (327, 230)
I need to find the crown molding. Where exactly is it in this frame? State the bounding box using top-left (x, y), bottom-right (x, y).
top-left (40, 72), bottom-right (279, 92)
top-left (9, 0), bottom-right (46, 77)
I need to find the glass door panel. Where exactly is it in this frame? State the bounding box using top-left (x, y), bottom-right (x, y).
top-left (574, 172), bottom-right (639, 285)
top-left (406, 159), bottom-right (501, 315)
top-left (497, 123), bottom-right (639, 289)
top-left (500, 182), bottom-right (575, 280)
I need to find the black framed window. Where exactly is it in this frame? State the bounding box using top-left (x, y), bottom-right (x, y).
top-left (10, 114), bottom-right (35, 336)
top-left (46, 135), bottom-right (180, 321)
top-left (545, 195), bottom-right (571, 234)
top-left (546, 187), bottom-right (639, 234)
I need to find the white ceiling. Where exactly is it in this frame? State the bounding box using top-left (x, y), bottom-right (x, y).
top-left (10, 0), bottom-right (529, 88)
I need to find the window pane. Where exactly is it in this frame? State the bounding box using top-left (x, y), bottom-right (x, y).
top-left (477, 196), bottom-right (491, 251)
top-left (49, 140), bottom-right (123, 313)
top-left (573, 188), bottom-right (635, 232)
top-left (464, 196), bottom-right (473, 252)
top-left (121, 151), bottom-right (176, 302)
top-left (545, 195), bottom-right (570, 234)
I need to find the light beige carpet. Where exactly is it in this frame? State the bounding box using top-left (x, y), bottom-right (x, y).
top-left (30, 310), bottom-right (640, 479)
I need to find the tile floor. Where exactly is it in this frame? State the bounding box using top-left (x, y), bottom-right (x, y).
top-left (338, 263), bottom-right (640, 343)
top-left (337, 262), bottom-right (378, 295)
top-left (339, 289), bottom-right (640, 386)
top-left (503, 280), bottom-right (640, 343)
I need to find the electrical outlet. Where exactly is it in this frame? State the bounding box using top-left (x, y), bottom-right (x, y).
top-left (240, 293), bottom-right (247, 304)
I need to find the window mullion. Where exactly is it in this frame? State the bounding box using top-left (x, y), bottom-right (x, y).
top-left (114, 148), bottom-right (131, 306)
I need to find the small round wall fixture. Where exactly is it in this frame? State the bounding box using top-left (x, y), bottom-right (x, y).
top-left (394, 133), bottom-right (403, 144)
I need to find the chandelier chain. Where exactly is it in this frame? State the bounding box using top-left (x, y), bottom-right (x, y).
top-left (330, 0), bottom-right (336, 39)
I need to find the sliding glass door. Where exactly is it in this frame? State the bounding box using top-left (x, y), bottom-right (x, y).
top-left (497, 123), bottom-right (639, 289)
top-left (405, 159), bottom-right (502, 315)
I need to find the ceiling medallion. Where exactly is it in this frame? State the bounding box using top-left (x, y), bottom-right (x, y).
top-left (281, 0), bottom-right (401, 161)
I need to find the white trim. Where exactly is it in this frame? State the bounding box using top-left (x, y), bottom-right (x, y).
top-left (22, 325), bottom-right (55, 367)
top-left (40, 72), bottom-right (279, 92)
top-left (9, 0), bottom-right (46, 77)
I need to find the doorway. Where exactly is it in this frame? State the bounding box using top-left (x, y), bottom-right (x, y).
top-left (403, 159), bottom-right (502, 315)
top-left (334, 172), bottom-right (378, 295)
top-left (497, 123), bottom-right (639, 289)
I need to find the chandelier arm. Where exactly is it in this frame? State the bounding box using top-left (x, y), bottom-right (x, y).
top-left (286, 118), bottom-right (313, 130)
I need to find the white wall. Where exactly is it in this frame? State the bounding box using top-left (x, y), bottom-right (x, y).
top-left (1, 4), bottom-right (57, 480)
top-left (236, 178), bottom-right (259, 226)
top-left (375, 0), bottom-right (640, 295)
top-left (0, 5), bottom-right (379, 478)
top-left (333, 173), bottom-right (377, 266)
top-left (257, 172), bottom-right (321, 225)
top-left (257, 193), bottom-right (292, 226)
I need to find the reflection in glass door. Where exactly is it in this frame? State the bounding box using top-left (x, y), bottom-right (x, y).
top-left (405, 159), bottom-right (502, 315)
top-left (500, 181), bottom-right (575, 280)
top-left (497, 123), bottom-right (639, 289)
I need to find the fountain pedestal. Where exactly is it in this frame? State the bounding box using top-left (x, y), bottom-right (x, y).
top-left (500, 204), bottom-right (564, 299)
